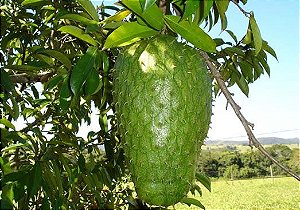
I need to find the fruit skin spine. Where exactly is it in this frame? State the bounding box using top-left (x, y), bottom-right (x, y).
top-left (113, 35), bottom-right (212, 206)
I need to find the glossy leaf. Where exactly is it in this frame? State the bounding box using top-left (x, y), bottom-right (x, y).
top-left (215, 0), bottom-right (229, 31)
top-left (0, 118), bottom-right (15, 130)
top-left (38, 49), bottom-right (72, 70)
top-left (183, 0), bottom-right (200, 19)
top-left (250, 14), bottom-right (262, 55)
top-left (103, 22), bottom-right (159, 49)
top-left (195, 172), bottom-right (211, 192)
top-left (44, 74), bottom-right (65, 91)
top-left (243, 28), bottom-right (252, 44)
top-left (77, 0), bottom-right (99, 21)
top-left (164, 15), bottom-right (216, 52)
top-left (58, 26), bottom-right (97, 46)
top-left (1, 183), bottom-right (14, 208)
top-left (59, 13), bottom-right (98, 26)
top-left (139, 0), bottom-right (156, 11)
top-left (70, 46), bottom-right (97, 96)
top-left (257, 51), bottom-right (270, 76)
top-left (181, 197), bottom-right (205, 209)
top-left (84, 68), bottom-right (102, 96)
top-left (102, 10), bottom-right (131, 23)
top-left (122, 0), bottom-right (164, 30)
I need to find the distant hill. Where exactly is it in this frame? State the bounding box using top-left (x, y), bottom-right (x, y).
top-left (205, 137), bottom-right (299, 146)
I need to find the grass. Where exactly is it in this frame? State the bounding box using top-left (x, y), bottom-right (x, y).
top-left (175, 177), bottom-right (300, 210)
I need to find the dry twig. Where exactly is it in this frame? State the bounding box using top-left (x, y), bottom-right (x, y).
top-left (200, 51), bottom-right (300, 182)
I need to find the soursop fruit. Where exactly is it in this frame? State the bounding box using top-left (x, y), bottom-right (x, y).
top-left (113, 35), bottom-right (212, 206)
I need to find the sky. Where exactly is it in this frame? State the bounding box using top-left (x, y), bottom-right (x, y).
top-left (89, 0), bottom-right (299, 141)
top-left (205, 0), bottom-right (300, 141)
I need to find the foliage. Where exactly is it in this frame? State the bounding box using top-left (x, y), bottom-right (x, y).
top-left (197, 144), bottom-right (299, 179)
top-left (0, 0), bottom-right (277, 209)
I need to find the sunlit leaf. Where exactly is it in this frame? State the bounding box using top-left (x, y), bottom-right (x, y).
top-left (225, 29), bottom-right (238, 43)
top-left (77, 0), bottom-right (99, 21)
top-left (103, 22), bottom-right (158, 49)
top-left (183, 0), bottom-right (200, 19)
top-left (164, 15), bottom-right (216, 52)
top-left (59, 13), bottom-right (98, 26)
top-left (195, 172), bottom-right (211, 192)
top-left (181, 197), bottom-right (205, 209)
top-left (21, 0), bottom-right (44, 6)
top-left (139, 0), bottom-right (156, 11)
top-left (249, 14), bottom-right (262, 55)
top-left (58, 25), bottom-right (97, 46)
top-left (102, 9), bottom-right (131, 23)
top-left (38, 49), bottom-right (72, 70)
top-left (262, 40), bottom-right (278, 60)
top-left (122, 0), bottom-right (164, 30)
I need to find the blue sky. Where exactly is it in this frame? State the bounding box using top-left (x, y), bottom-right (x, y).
top-left (87, 0), bottom-right (299, 141)
top-left (206, 0), bottom-right (299, 141)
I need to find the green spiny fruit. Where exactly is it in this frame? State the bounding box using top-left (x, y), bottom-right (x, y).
top-left (113, 35), bottom-right (212, 206)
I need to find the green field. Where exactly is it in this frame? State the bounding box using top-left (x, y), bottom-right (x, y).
top-left (175, 177), bottom-right (300, 210)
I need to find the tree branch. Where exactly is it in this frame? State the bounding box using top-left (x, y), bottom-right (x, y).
top-left (200, 51), bottom-right (300, 182)
top-left (230, 0), bottom-right (251, 17)
top-left (9, 72), bottom-right (54, 84)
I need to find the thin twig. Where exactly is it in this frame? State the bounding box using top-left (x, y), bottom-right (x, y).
top-left (230, 0), bottom-right (251, 17)
top-left (9, 72), bottom-right (54, 84)
top-left (200, 51), bottom-right (300, 182)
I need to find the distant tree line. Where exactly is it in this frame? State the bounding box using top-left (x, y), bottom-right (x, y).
top-left (197, 145), bottom-right (299, 179)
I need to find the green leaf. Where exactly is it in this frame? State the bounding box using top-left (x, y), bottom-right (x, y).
top-left (0, 69), bottom-right (14, 92)
top-left (236, 74), bottom-right (249, 96)
top-left (0, 119), bottom-right (15, 130)
top-left (77, 0), bottom-right (99, 21)
top-left (59, 13), bottom-right (98, 26)
top-left (198, 0), bottom-right (214, 24)
top-left (257, 51), bottom-right (270, 76)
top-left (101, 10), bottom-right (131, 23)
top-left (164, 15), bottom-right (216, 52)
top-left (139, 0), bottom-right (156, 11)
top-left (262, 40), bottom-right (278, 60)
top-left (225, 29), bottom-right (237, 43)
top-left (215, 0), bottom-right (229, 30)
top-left (44, 74), bottom-right (65, 91)
top-left (21, 0), bottom-right (44, 6)
top-left (38, 49), bottom-right (72, 70)
top-left (29, 162), bottom-right (42, 197)
top-left (1, 183), bottom-right (14, 208)
top-left (84, 68), bottom-right (102, 96)
top-left (195, 172), bottom-right (211, 192)
top-left (181, 197), bottom-right (205, 209)
top-left (122, 0), bottom-right (164, 30)
top-left (240, 60), bottom-right (253, 82)
top-left (59, 76), bottom-right (72, 111)
top-left (103, 22), bottom-right (159, 49)
top-left (70, 46), bottom-right (97, 96)
top-left (183, 0), bottom-right (201, 19)
top-left (249, 14), bottom-right (262, 55)
top-left (58, 25), bottom-right (97, 46)
top-left (242, 28), bottom-right (252, 44)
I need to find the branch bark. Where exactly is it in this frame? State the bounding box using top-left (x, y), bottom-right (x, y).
top-left (200, 51), bottom-right (300, 182)
top-left (9, 72), bottom-right (54, 84)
